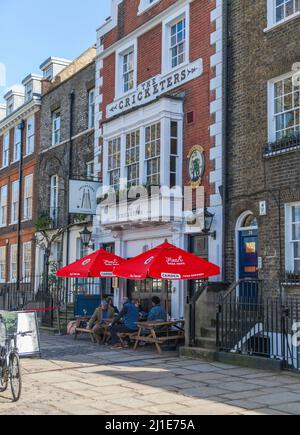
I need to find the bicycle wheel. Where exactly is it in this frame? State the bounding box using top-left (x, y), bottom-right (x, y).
top-left (0, 368), bottom-right (8, 393)
top-left (9, 353), bottom-right (22, 402)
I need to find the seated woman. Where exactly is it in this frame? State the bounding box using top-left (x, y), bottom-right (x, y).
top-left (147, 297), bottom-right (167, 322)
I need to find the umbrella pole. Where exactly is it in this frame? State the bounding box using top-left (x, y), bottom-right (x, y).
top-left (164, 280), bottom-right (170, 321)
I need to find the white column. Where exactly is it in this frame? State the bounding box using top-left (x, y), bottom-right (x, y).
top-left (139, 127), bottom-right (146, 186)
top-left (171, 225), bottom-right (186, 319)
top-left (120, 133), bottom-right (126, 188)
top-left (160, 117), bottom-right (170, 187)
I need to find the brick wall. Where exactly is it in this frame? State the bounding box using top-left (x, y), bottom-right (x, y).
top-left (100, 0), bottom-right (215, 202)
top-left (226, 0), bottom-right (300, 295)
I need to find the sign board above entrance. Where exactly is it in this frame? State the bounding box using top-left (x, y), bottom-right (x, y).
top-left (106, 58), bottom-right (203, 119)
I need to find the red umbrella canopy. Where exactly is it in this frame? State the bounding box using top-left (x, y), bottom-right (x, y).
top-left (56, 250), bottom-right (126, 278)
top-left (114, 242), bottom-right (220, 281)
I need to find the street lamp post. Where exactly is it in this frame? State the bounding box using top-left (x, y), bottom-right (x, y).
top-left (80, 226), bottom-right (92, 249)
top-left (202, 208), bottom-right (216, 240)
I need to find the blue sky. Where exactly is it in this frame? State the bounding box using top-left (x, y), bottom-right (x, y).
top-left (0, 0), bottom-right (111, 103)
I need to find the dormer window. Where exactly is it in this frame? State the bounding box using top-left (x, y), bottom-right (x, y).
top-left (44, 65), bottom-right (53, 80)
top-left (7, 100), bottom-right (14, 115)
top-left (25, 83), bottom-right (33, 102)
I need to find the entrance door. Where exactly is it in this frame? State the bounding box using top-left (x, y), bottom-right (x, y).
top-left (127, 279), bottom-right (171, 314)
top-left (239, 230), bottom-right (259, 302)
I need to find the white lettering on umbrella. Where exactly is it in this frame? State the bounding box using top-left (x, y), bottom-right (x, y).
top-left (82, 259), bottom-right (91, 266)
top-left (162, 273), bottom-right (181, 279)
top-left (165, 256), bottom-right (185, 266)
top-left (103, 259), bottom-right (120, 266)
top-left (100, 272), bottom-right (114, 277)
top-left (144, 256), bottom-right (155, 265)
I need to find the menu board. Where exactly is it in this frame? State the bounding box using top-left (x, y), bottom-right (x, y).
top-left (0, 311), bottom-right (41, 358)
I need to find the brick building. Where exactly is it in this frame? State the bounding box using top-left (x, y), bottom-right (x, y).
top-left (225, 1), bottom-right (300, 296)
top-left (93, 0), bottom-right (224, 316)
top-left (35, 48), bottom-right (96, 276)
top-left (0, 77), bottom-right (41, 283)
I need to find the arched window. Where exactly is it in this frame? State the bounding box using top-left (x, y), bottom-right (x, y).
top-left (242, 214), bottom-right (258, 229)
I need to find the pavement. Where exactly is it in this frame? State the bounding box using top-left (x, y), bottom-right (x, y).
top-left (0, 333), bottom-right (300, 415)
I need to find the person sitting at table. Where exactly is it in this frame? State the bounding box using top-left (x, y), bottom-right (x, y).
top-left (147, 296), bottom-right (167, 322)
top-left (109, 298), bottom-right (139, 349)
top-left (107, 297), bottom-right (119, 314)
top-left (87, 300), bottom-right (115, 343)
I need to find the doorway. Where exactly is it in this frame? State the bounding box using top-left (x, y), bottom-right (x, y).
top-left (236, 212), bottom-right (259, 302)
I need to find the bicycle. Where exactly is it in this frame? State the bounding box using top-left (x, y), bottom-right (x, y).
top-left (0, 314), bottom-right (32, 402)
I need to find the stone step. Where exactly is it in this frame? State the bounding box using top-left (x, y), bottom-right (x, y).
top-left (200, 327), bottom-right (216, 339)
top-left (180, 346), bottom-right (217, 362)
top-left (195, 337), bottom-right (217, 350)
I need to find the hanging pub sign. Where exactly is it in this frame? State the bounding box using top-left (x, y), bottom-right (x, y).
top-left (69, 179), bottom-right (101, 215)
top-left (106, 58), bottom-right (203, 119)
top-left (187, 145), bottom-right (205, 188)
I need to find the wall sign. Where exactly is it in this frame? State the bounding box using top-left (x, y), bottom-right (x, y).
top-left (187, 145), bottom-right (205, 188)
top-left (69, 180), bottom-right (101, 215)
top-left (106, 58), bottom-right (203, 119)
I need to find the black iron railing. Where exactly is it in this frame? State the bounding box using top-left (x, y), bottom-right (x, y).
top-left (0, 274), bottom-right (103, 329)
top-left (217, 284), bottom-right (300, 372)
top-left (263, 133), bottom-right (300, 157)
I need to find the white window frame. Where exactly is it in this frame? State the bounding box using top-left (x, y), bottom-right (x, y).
top-left (2, 132), bottom-right (9, 168)
top-left (162, 6), bottom-right (190, 74)
top-left (138, 0), bottom-right (160, 15)
top-left (88, 89), bottom-right (95, 129)
top-left (103, 100), bottom-right (184, 191)
top-left (285, 202), bottom-right (300, 272)
top-left (25, 82), bottom-right (33, 102)
top-left (10, 244), bottom-right (17, 282)
top-left (22, 242), bottom-right (31, 279)
top-left (266, 0), bottom-right (300, 29)
top-left (0, 246), bottom-right (6, 283)
top-left (0, 185), bottom-right (7, 227)
top-left (13, 126), bottom-right (21, 162)
top-left (52, 110), bottom-right (61, 146)
top-left (115, 39), bottom-right (138, 98)
top-left (50, 175), bottom-right (59, 224)
top-left (24, 174), bottom-right (33, 221)
top-left (26, 116), bottom-right (35, 155)
top-left (86, 160), bottom-right (95, 180)
top-left (268, 70), bottom-right (300, 142)
top-left (11, 180), bottom-right (19, 224)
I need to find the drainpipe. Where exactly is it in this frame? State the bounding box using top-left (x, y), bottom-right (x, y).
top-left (17, 120), bottom-right (25, 293)
top-left (221, 0), bottom-right (229, 282)
top-left (65, 91), bottom-right (75, 303)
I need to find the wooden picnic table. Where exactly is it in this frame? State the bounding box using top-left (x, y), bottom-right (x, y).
top-left (133, 320), bottom-right (185, 354)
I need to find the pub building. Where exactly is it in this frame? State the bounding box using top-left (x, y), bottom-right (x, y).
top-left (93, 0), bottom-right (224, 316)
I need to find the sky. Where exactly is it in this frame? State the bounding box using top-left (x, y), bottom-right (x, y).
top-left (0, 0), bottom-right (111, 103)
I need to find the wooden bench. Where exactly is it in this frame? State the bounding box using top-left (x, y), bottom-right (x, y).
top-left (74, 327), bottom-right (97, 343)
top-left (117, 332), bottom-right (139, 348)
top-left (133, 320), bottom-right (185, 354)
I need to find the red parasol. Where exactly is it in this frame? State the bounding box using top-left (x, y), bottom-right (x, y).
top-left (56, 249), bottom-right (126, 278)
top-left (113, 242), bottom-right (220, 281)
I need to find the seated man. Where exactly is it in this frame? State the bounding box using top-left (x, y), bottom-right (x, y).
top-left (109, 298), bottom-right (139, 349)
top-left (147, 296), bottom-right (167, 322)
top-left (88, 301), bottom-right (115, 343)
